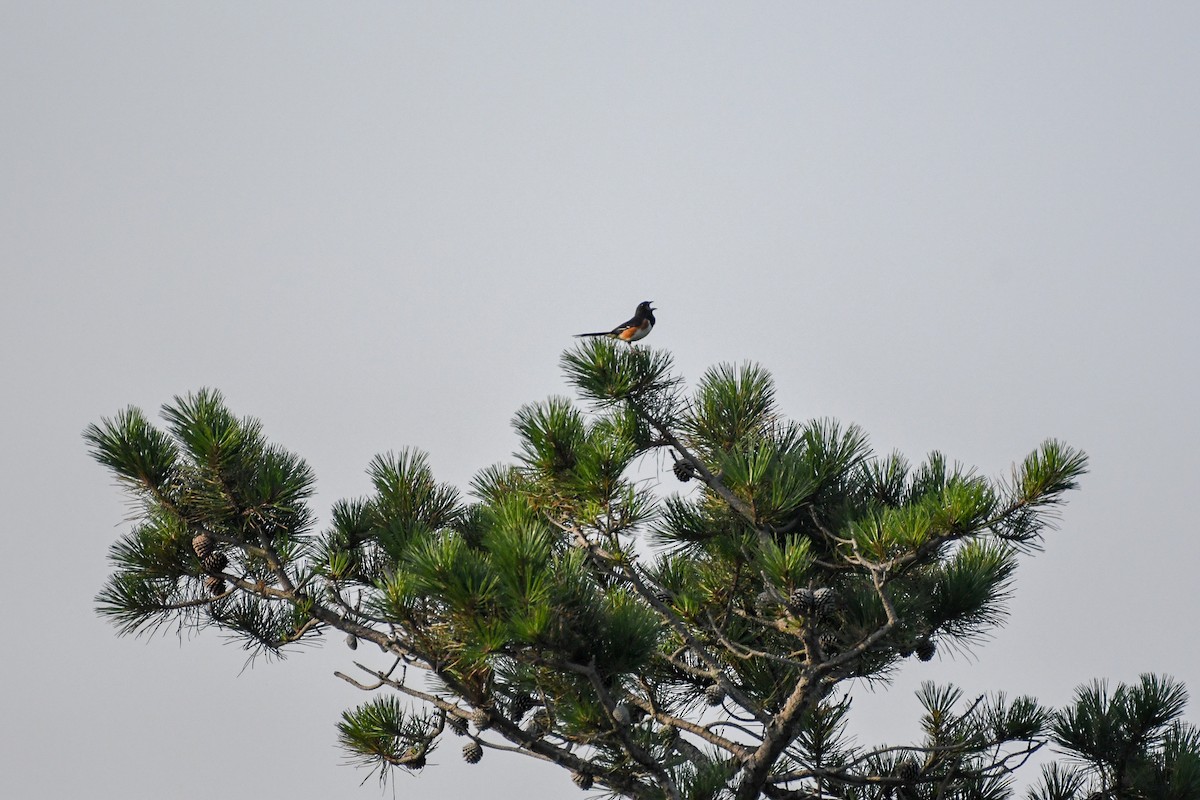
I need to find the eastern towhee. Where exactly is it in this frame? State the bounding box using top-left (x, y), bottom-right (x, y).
top-left (575, 301), bottom-right (656, 343)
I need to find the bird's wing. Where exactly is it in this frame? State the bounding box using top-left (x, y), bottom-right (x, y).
top-left (610, 315), bottom-right (641, 334)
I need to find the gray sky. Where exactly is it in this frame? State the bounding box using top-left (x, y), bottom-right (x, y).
top-left (3, 3), bottom-right (1198, 798)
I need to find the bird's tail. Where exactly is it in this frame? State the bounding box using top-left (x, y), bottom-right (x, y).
top-left (574, 332), bottom-right (609, 338)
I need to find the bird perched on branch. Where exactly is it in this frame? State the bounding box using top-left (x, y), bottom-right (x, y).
top-left (575, 301), bottom-right (656, 343)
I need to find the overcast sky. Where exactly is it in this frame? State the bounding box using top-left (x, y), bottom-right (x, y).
top-left (3, 3), bottom-right (1198, 798)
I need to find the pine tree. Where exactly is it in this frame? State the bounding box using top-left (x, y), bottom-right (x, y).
top-left (86, 341), bottom-right (1199, 799)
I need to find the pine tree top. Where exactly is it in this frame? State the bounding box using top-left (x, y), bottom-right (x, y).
top-left (87, 341), bottom-right (1198, 800)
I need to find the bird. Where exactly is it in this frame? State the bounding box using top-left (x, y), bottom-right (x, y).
top-left (575, 301), bottom-right (656, 343)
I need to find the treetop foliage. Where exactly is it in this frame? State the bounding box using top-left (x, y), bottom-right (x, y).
top-left (87, 340), bottom-right (1196, 800)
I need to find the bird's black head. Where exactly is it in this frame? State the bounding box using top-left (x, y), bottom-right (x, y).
top-left (637, 300), bottom-right (656, 316)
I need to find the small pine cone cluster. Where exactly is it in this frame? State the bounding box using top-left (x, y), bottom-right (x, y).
top-left (818, 632), bottom-right (839, 652)
top-left (788, 587), bottom-right (838, 619)
top-left (470, 707), bottom-right (492, 731)
top-left (572, 771), bottom-right (594, 790)
top-left (704, 683), bottom-right (725, 707)
top-left (672, 459), bottom-right (696, 482)
top-left (915, 637), bottom-right (936, 662)
top-left (447, 715), bottom-right (468, 736)
top-left (462, 740), bottom-right (483, 764)
top-left (192, 532), bottom-right (228, 586)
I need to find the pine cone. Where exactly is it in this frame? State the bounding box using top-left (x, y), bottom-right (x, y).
top-left (470, 708), bottom-right (492, 731)
top-left (811, 587), bottom-right (838, 618)
top-left (673, 459), bottom-right (696, 482)
top-left (462, 740), bottom-right (483, 764)
top-left (345, 634), bottom-right (358, 650)
top-left (613, 703), bottom-right (632, 726)
top-left (572, 771), bottom-right (594, 790)
top-left (915, 637), bottom-right (936, 662)
top-left (704, 683), bottom-right (725, 707)
top-left (202, 551), bottom-right (228, 573)
top-left (203, 575), bottom-right (226, 596)
top-left (787, 588), bottom-right (816, 616)
top-left (191, 532), bottom-right (214, 561)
